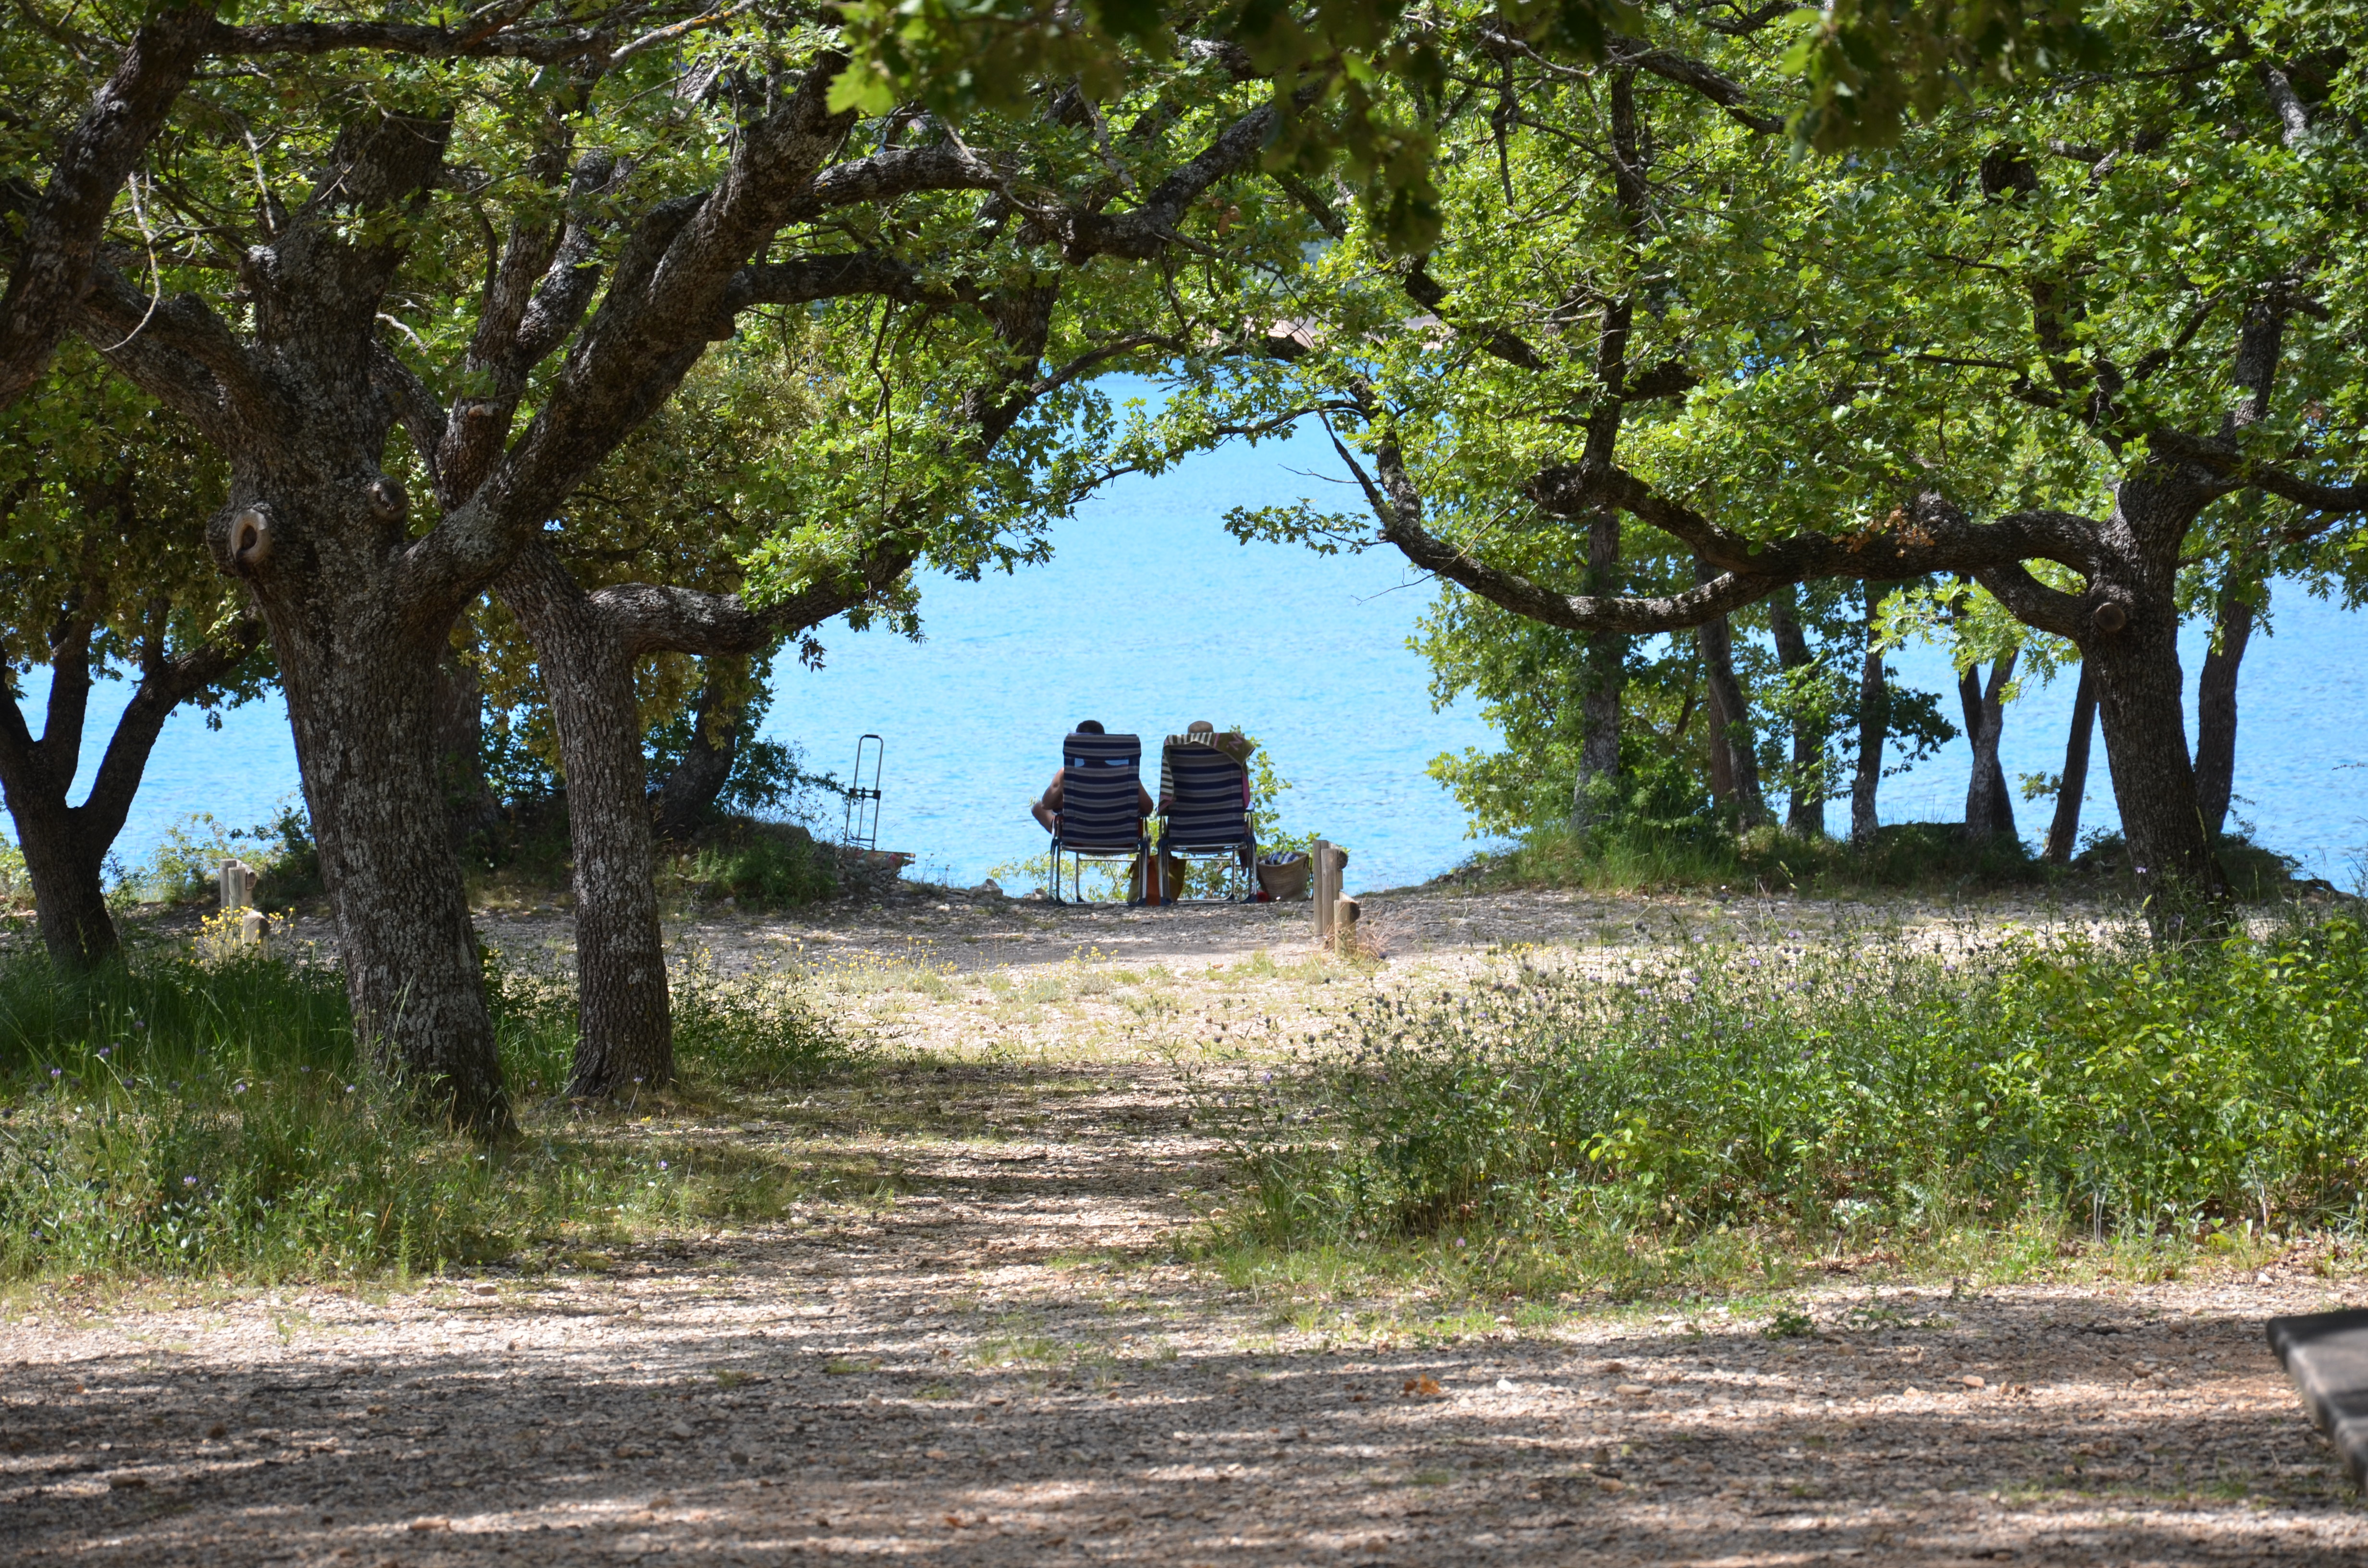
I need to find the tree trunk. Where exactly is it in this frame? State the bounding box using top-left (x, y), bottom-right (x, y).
top-left (264, 580), bottom-right (507, 1127)
top-left (1957, 651), bottom-right (2018, 839)
top-left (1703, 670), bottom-right (1736, 805)
top-left (1571, 508), bottom-right (1624, 824)
top-left (0, 612), bottom-right (257, 969)
top-left (3, 787), bottom-right (117, 968)
top-left (497, 543), bottom-right (674, 1099)
top-left (652, 658), bottom-right (746, 841)
top-left (1695, 564), bottom-right (1765, 826)
top-left (2194, 587), bottom-right (2254, 839)
top-left (1850, 583), bottom-right (1889, 845)
top-left (1768, 588), bottom-right (1823, 837)
top-left (433, 649), bottom-right (504, 845)
top-left (2078, 472), bottom-right (2228, 916)
top-left (2043, 664), bottom-right (2096, 864)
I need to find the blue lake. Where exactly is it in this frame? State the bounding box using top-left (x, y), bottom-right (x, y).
top-left (17, 406), bottom-right (2368, 893)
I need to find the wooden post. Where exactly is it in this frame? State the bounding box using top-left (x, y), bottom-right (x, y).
top-left (1312, 843), bottom-right (1351, 949)
top-left (1334, 896), bottom-right (1360, 950)
top-left (239, 907), bottom-right (267, 955)
top-left (1312, 839), bottom-right (1333, 945)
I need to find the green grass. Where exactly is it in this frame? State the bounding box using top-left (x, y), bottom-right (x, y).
top-left (1197, 912), bottom-right (2368, 1299)
top-left (0, 945), bottom-right (868, 1283)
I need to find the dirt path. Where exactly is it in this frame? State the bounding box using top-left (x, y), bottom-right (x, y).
top-left (8, 887), bottom-right (2366, 1565)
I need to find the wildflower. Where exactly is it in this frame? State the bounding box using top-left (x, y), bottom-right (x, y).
top-left (49, 1067), bottom-right (61, 1078)
top-left (345, 1084), bottom-right (356, 1093)
top-left (658, 1160), bottom-right (670, 1171)
top-left (96, 1047), bottom-right (110, 1059)
top-left (234, 1082), bottom-right (248, 1094)
top-left (184, 1176), bottom-right (198, 1187)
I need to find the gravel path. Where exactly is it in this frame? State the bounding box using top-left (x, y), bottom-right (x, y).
top-left (7, 885), bottom-right (2365, 1564)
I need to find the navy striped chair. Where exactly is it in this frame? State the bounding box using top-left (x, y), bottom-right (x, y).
top-left (1049, 732), bottom-right (1149, 905)
top-left (1158, 741), bottom-right (1255, 902)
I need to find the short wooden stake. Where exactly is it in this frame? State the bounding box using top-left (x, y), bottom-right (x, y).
top-left (1312, 839), bottom-right (1333, 945)
top-left (1334, 896), bottom-right (1360, 950)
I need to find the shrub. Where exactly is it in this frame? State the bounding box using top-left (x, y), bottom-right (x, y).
top-left (664, 824), bottom-right (838, 909)
top-left (1210, 915), bottom-right (2368, 1257)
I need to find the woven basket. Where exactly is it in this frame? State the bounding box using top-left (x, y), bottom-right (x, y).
top-left (1256, 855), bottom-right (1311, 902)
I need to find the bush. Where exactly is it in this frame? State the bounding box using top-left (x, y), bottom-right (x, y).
top-left (661, 821), bottom-right (838, 909)
top-left (1457, 818), bottom-right (2059, 896)
top-left (1209, 915), bottom-right (2368, 1263)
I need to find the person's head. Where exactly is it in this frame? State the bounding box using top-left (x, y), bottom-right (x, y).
top-left (1185, 720), bottom-right (1216, 740)
top-left (1075, 719), bottom-right (1106, 735)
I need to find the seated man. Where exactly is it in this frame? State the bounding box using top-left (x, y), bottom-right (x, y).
top-left (1030, 719), bottom-right (1155, 833)
top-left (1033, 719), bottom-right (1156, 898)
top-left (1157, 720), bottom-right (1256, 896)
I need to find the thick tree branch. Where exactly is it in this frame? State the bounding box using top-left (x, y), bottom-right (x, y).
top-left (2148, 429), bottom-right (2368, 520)
top-left (415, 55), bottom-right (860, 602)
top-left (1037, 100), bottom-right (1283, 261)
top-left (79, 616), bottom-right (265, 841)
top-left (1609, 39), bottom-right (1785, 135)
top-left (1403, 259), bottom-right (1550, 372)
top-left (0, 3), bottom-right (222, 408)
top-left (1528, 460), bottom-right (2098, 581)
top-left (1974, 561), bottom-right (2085, 639)
top-left (589, 536), bottom-right (920, 657)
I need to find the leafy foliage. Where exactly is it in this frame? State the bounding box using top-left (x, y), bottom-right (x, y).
top-left (1208, 915), bottom-right (2368, 1262)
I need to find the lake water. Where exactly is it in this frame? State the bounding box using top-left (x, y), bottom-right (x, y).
top-left (17, 405), bottom-right (2368, 893)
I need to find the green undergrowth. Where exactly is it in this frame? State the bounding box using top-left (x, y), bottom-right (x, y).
top-left (0, 946), bottom-right (869, 1284)
top-left (1448, 819), bottom-right (2306, 900)
top-left (466, 809), bottom-right (841, 914)
top-left (656, 821), bottom-right (839, 910)
top-left (1195, 912), bottom-right (2368, 1303)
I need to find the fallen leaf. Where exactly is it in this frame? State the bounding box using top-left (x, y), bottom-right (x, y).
top-left (206, 1422), bottom-right (227, 1439)
top-left (1403, 1376), bottom-right (1443, 1396)
top-left (106, 1474), bottom-right (146, 1490)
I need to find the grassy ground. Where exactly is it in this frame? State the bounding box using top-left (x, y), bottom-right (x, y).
top-left (12, 891), bottom-right (2368, 1564)
top-left (0, 945), bottom-right (866, 1283)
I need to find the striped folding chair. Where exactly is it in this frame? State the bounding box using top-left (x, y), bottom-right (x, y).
top-left (1049, 732), bottom-right (1149, 905)
top-left (1158, 741), bottom-right (1255, 903)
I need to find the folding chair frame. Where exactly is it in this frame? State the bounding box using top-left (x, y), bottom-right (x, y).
top-left (1048, 834), bottom-right (1152, 906)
